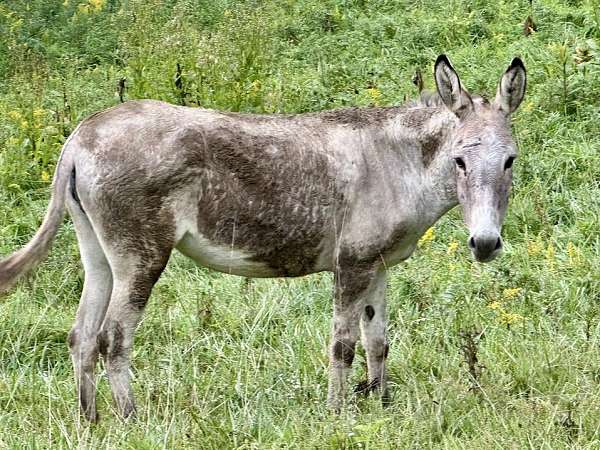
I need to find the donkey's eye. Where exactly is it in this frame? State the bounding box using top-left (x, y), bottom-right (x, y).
top-left (454, 157), bottom-right (466, 171)
top-left (504, 156), bottom-right (516, 170)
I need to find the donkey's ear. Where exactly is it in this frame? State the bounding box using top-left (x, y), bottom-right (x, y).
top-left (494, 57), bottom-right (527, 116)
top-left (434, 54), bottom-right (473, 118)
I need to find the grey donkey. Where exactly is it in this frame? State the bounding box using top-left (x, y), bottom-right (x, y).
top-left (0, 55), bottom-right (526, 420)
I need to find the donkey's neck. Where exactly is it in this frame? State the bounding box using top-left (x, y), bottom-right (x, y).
top-left (413, 108), bottom-right (460, 224)
top-left (383, 106), bottom-right (459, 229)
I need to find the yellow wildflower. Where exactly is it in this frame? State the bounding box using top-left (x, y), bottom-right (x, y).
top-left (566, 241), bottom-right (580, 265)
top-left (88, 0), bottom-right (105, 11)
top-left (33, 108), bottom-right (45, 119)
top-left (41, 171), bottom-right (50, 182)
top-left (8, 110), bottom-right (22, 121)
top-left (488, 301), bottom-right (502, 310)
top-left (566, 242), bottom-right (576, 258)
top-left (527, 239), bottom-right (544, 257)
top-left (418, 227), bottom-right (435, 247)
top-left (224, 9), bottom-right (232, 17)
top-left (447, 240), bottom-right (459, 255)
top-left (366, 87), bottom-right (381, 99)
top-left (499, 311), bottom-right (525, 325)
top-left (522, 100), bottom-right (534, 112)
top-left (20, 120), bottom-right (28, 129)
top-left (502, 287), bottom-right (522, 301)
top-left (489, 300), bottom-right (526, 325)
top-left (366, 88), bottom-right (382, 106)
top-left (545, 243), bottom-right (556, 269)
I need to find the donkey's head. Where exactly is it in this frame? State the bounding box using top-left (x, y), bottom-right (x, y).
top-left (434, 55), bottom-right (526, 262)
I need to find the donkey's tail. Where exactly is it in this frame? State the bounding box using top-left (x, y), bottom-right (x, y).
top-left (0, 129), bottom-right (79, 296)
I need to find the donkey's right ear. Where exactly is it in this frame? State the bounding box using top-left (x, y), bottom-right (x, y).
top-left (434, 55), bottom-right (473, 118)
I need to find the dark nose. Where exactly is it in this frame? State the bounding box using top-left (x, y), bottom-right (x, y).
top-left (468, 232), bottom-right (502, 261)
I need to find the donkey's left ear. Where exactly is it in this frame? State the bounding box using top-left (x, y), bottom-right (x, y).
top-left (494, 57), bottom-right (527, 116)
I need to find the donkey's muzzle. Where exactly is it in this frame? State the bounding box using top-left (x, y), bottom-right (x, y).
top-left (468, 232), bottom-right (502, 262)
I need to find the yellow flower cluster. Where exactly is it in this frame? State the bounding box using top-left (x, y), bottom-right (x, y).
top-left (7, 110), bottom-right (22, 121)
top-left (500, 311), bottom-right (525, 325)
top-left (566, 241), bottom-right (581, 266)
top-left (527, 238), bottom-right (564, 269)
top-left (488, 301), bottom-right (502, 310)
top-left (527, 238), bottom-right (544, 256)
top-left (366, 88), bottom-right (382, 106)
top-left (8, 110), bottom-right (28, 129)
top-left (502, 287), bottom-right (522, 301)
top-left (250, 80), bottom-right (261, 92)
top-left (522, 100), bottom-right (534, 112)
top-left (77, 0), bottom-right (105, 14)
top-left (33, 108), bottom-right (46, 120)
top-left (545, 243), bottom-right (556, 270)
top-left (418, 227), bottom-right (435, 247)
top-left (488, 287), bottom-right (525, 325)
top-left (447, 240), bottom-right (459, 255)
top-left (488, 300), bottom-right (525, 325)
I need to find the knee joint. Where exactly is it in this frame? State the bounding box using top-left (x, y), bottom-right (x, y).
top-left (97, 322), bottom-right (124, 360)
top-left (332, 338), bottom-right (356, 367)
top-left (369, 338), bottom-right (389, 359)
top-left (67, 328), bottom-right (79, 350)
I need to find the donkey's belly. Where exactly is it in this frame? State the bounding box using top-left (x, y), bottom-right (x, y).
top-left (175, 231), bottom-right (281, 277)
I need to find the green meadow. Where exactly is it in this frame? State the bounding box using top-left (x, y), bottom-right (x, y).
top-left (1, 0), bottom-right (599, 447)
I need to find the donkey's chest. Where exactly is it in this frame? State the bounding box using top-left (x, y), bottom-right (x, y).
top-left (381, 239), bottom-right (418, 266)
top-left (342, 206), bottom-right (427, 267)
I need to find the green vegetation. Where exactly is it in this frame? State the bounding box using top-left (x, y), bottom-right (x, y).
top-left (1, 0), bottom-right (600, 447)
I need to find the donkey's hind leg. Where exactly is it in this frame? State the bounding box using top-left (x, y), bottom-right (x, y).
top-left (67, 201), bottom-right (113, 422)
top-left (97, 246), bottom-right (171, 418)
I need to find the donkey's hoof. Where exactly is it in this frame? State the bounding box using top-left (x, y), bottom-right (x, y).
top-left (120, 404), bottom-right (137, 421)
top-left (82, 409), bottom-right (99, 423)
top-left (353, 379), bottom-right (379, 396)
top-left (381, 390), bottom-right (391, 407)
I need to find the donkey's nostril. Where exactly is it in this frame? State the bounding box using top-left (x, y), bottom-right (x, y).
top-left (494, 237), bottom-right (502, 250)
top-left (468, 236), bottom-right (476, 249)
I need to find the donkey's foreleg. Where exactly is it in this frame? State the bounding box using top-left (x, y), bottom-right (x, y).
top-left (97, 255), bottom-right (169, 419)
top-left (327, 304), bottom-right (361, 412)
top-left (327, 264), bottom-right (384, 412)
top-left (358, 271), bottom-right (389, 402)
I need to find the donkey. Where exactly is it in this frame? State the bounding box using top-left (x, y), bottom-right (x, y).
top-left (0, 55), bottom-right (526, 420)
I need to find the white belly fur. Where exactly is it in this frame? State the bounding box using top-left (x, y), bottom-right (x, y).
top-left (175, 231), bottom-right (278, 277)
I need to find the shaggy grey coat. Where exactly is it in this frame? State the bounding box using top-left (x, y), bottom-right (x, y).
top-left (0, 55), bottom-right (526, 420)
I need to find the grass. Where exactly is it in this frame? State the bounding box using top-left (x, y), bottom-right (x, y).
top-left (1, 0), bottom-right (600, 448)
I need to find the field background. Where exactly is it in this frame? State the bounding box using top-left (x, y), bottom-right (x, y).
top-left (1, 0), bottom-right (600, 448)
